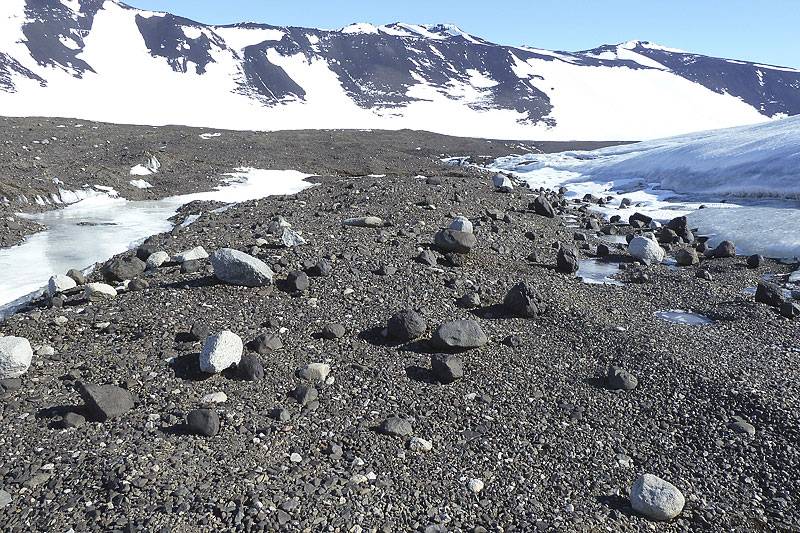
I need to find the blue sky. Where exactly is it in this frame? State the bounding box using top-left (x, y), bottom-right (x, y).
top-left (126, 1), bottom-right (799, 69)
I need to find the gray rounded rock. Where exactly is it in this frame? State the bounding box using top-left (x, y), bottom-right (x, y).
top-left (0, 336), bottom-right (33, 379)
top-left (387, 309), bottom-right (427, 341)
top-left (608, 365), bottom-right (638, 390)
top-left (434, 229), bottom-right (476, 254)
top-left (630, 474), bottom-right (685, 521)
top-left (432, 320), bottom-right (488, 349)
top-left (187, 409), bottom-right (220, 437)
top-left (199, 330), bottom-right (243, 373)
top-left (503, 281), bottom-right (548, 318)
top-left (714, 240), bottom-right (737, 258)
top-left (210, 248), bottom-right (274, 287)
top-left (628, 236), bottom-right (665, 264)
top-left (379, 416), bottom-right (413, 437)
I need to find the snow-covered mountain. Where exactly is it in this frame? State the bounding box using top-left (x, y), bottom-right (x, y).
top-left (2, 0), bottom-right (799, 140)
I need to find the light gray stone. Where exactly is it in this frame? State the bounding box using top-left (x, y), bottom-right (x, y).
top-left (0, 489), bottom-right (11, 508)
top-left (630, 474), bottom-right (685, 521)
top-left (448, 216), bottom-right (473, 233)
top-left (432, 320), bottom-right (488, 349)
top-left (199, 330), bottom-right (243, 373)
top-left (0, 336), bottom-right (33, 379)
top-left (492, 174), bottom-right (513, 190)
top-left (297, 363), bottom-right (330, 381)
top-left (628, 236), bottom-right (665, 264)
top-left (48, 274), bottom-right (76, 294)
top-left (210, 248), bottom-right (274, 287)
top-left (342, 216), bottom-right (383, 228)
top-left (173, 246), bottom-right (208, 263)
top-left (281, 228), bottom-right (306, 247)
top-left (85, 282), bottom-right (117, 300)
top-left (145, 251), bottom-right (170, 269)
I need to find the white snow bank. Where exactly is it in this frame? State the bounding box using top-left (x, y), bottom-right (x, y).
top-left (129, 179), bottom-right (153, 189)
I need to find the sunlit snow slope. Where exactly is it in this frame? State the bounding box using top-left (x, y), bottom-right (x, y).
top-left (1, 0), bottom-right (799, 140)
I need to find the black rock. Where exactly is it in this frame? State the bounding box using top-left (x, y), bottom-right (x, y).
top-left (596, 244), bottom-right (610, 257)
top-left (556, 245), bottom-right (580, 274)
top-left (238, 354), bottom-right (265, 381)
top-left (188, 322), bottom-right (209, 342)
top-left (66, 268), bottom-right (85, 285)
top-left (292, 384), bottom-right (318, 406)
top-left (321, 323), bottom-right (346, 340)
top-left (180, 259), bottom-right (201, 274)
top-left (675, 247), bottom-right (699, 266)
top-left (747, 254), bottom-right (765, 268)
top-left (79, 383), bottom-right (134, 422)
top-left (444, 252), bottom-right (465, 267)
top-left (696, 269), bottom-right (713, 281)
top-left (607, 366), bottom-right (638, 390)
top-left (530, 195), bottom-right (555, 218)
top-left (431, 353), bottom-right (464, 384)
top-left (286, 270), bottom-right (309, 292)
top-left (714, 240), bottom-right (737, 258)
top-left (248, 333), bottom-right (283, 353)
top-left (128, 279), bottom-right (149, 291)
top-left (659, 228), bottom-right (678, 244)
top-left (503, 281), bottom-right (548, 318)
top-left (102, 256), bottom-right (146, 282)
top-left (416, 250), bottom-right (437, 266)
top-left (307, 260), bottom-right (332, 277)
top-left (629, 212), bottom-right (652, 227)
top-left (379, 416), bottom-right (413, 437)
top-left (426, 176), bottom-right (442, 185)
top-left (755, 281), bottom-right (784, 307)
top-left (387, 309), bottom-right (427, 341)
top-left (503, 334), bottom-right (524, 348)
top-left (187, 409), bottom-right (220, 437)
top-left (524, 231), bottom-right (537, 242)
top-left (136, 244), bottom-right (158, 261)
top-left (434, 229), bottom-right (476, 254)
top-left (573, 232), bottom-right (587, 241)
top-left (780, 301), bottom-right (800, 319)
top-left (526, 251), bottom-right (540, 262)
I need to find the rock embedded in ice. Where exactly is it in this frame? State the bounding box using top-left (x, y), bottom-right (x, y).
top-left (173, 246), bottom-right (208, 263)
top-left (432, 320), bottom-right (488, 349)
top-left (48, 274), bottom-right (76, 294)
top-left (342, 216), bottom-right (383, 228)
top-left (199, 330), bottom-right (243, 374)
top-left (210, 248), bottom-right (274, 287)
top-left (628, 236), bottom-right (665, 264)
top-left (530, 195), bottom-right (556, 218)
top-left (448, 216), bottom-right (473, 233)
top-left (281, 228), bottom-right (306, 247)
top-left (434, 229), bottom-right (476, 254)
top-left (630, 474), bottom-right (685, 521)
top-left (557, 245), bottom-right (580, 273)
top-left (145, 251), bottom-right (170, 269)
top-left (714, 240), bottom-right (737, 258)
top-left (85, 282), bottom-right (117, 300)
top-left (0, 336), bottom-right (33, 379)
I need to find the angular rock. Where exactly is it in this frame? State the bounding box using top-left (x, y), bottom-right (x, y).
top-left (432, 320), bottom-right (488, 350)
top-left (270, 408), bottom-right (291, 422)
top-left (292, 384), bottom-right (318, 406)
top-left (85, 282), bottom-right (118, 301)
top-left (780, 301), bottom-right (800, 319)
top-left (556, 245), bottom-right (580, 274)
top-left (629, 212), bottom-right (653, 227)
top-left (630, 474), bottom-right (685, 521)
top-left (628, 236), bottom-right (665, 264)
top-left (281, 228), bottom-right (306, 247)
top-left (674, 247), bottom-right (699, 266)
top-left (409, 437), bottom-right (433, 452)
top-left (434, 229), bottom-right (476, 254)
top-left (248, 333), bottom-right (283, 353)
top-left (60, 412), bottom-right (86, 428)
top-left (307, 260), bottom-right (332, 277)
top-left (0, 336), bottom-right (33, 379)
top-left (145, 251), bottom-right (170, 269)
top-left (173, 246), bottom-right (208, 263)
top-left (128, 279), bottom-right (149, 291)
top-left (492, 174), bottom-right (513, 191)
top-left (102, 256), bottom-right (146, 282)
top-left (187, 409), bottom-right (220, 437)
top-left (379, 416), bottom-right (412, 437)
top-left (746, 254), bottom-right (764, 268)
top-left (388, 309), bottom-right (427, 341)
top-left (503, 281), bottom-right (548, 318)
top-left (448, 216), bottom-right (473, 233)
top-left (188, 322), bottom-right (209, 342)
top-left (608, 365), bottom-right (638, 390)
top-left (431, 353), bottom-right (463, 383)
top-left (199, 330), bottom-right (243, 374)
top-left (416, 249), bottom-right (437, 266)
top-left (48, 274), bottom-right (76, 294)
top-left (755, 281), bottom-right (784, 307)
top-left (210, 248), bottom-right (274, 287)
top-left (342, 216), bottom-right (383, 228)
top-left (238, 354), bottom-right (265, 381)
top-left (297, 363), bottom-right (330, 381)
top-left (530, 195), bottom-right (556, 218)
top-left (79, 383), bottom-right (134, 422)
top-left (0, 489), bottom-right (11, 509)
top-left (728, 415), bottom-right (756, 436)
top-left (714, 240), bottom-right (737, 258)
top-left (321, 323), bottom-right (346, 340)
top-left (285, 270), bottom-right (309, 292)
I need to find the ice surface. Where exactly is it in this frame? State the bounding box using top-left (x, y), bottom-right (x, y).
top-left (654, 310), bottom-right (713, 326)
top-left (0, 169), bottom-right (313, 316)
top-left (492, 117), bottom-right (800, 259)
top-left (577, 259), bottom-right (624, 286)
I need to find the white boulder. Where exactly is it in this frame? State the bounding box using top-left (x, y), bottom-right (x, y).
top-left (48, 274), bottom-right (77, 294)
top-left (199, 331), bottom-right (243, 373)
top-left (0, 336), bottom-right (33, 379)
top-left (173, 246), bottom-right (208, 263)
top-left (85, 282), bottom-right (117, 300)
top-left (630, 473), bottom-right (685, 521)
top-left (628, 236), bottom-right (665, 264)
top-left (146, 251), bottom-right (170, 269)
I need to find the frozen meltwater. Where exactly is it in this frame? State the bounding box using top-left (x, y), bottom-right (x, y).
top-left (0, 169), bottom-right (313, 316)
top-left (654, 310), bottom-right (714, 326)
top-left (577, 259), bottom-right (624, 286)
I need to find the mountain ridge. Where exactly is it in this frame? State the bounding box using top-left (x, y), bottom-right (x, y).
top-left (1, 0), bottom-right (799, 140)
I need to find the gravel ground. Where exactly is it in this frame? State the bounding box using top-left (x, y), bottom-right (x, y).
top-left (1, 124), bottom-right (799, 533)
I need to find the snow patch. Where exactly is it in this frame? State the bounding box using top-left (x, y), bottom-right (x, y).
top-left (129, 179), bottom-right (153, 189)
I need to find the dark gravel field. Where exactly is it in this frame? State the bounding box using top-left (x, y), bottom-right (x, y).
top-left (0, 119), bottom-right (798, 533)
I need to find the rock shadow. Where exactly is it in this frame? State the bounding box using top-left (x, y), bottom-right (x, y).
top-left (596, 494), bottom-right (635, 517)
top-left (161, 275), bottom-right (218, 290)
top-left (405, 365), bottom-right (435, 384)
top-left (170, 353), bottom-right (213, 381)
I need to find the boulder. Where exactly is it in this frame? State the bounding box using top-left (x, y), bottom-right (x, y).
top-left (297, 363), bottom-right (331, 381)
top-left (746, 254), bottom-right (765, 268)
top-left (503, 281), bottom-right (548, 318)
top-left (432, 320), bottom-right (488, 350)
top-left (321, 323), bottom-right (346, 340)
top-left (187, 409), bottom-right (220, 437)
top-left (556, 245), bottom-right (580, 273)
top-left (48, 274), bottom-right (76, 294)
top-left (714, 240), bottom-right (737, 258)
top-left (628, 236), bottom-right (665, 264)
top-left (199, 330), bottom-right (243, 374)
top-left (629, 212), bottom-right (653, 227)
top-left (530, 195), bottom-right (556, 218)
top-left (66, 268), bottom-right (85, 285)
top-left (0, 336), bottom-right (33, 379)
top-left (780, 301), bottom-right (800, 319)
top-left (674, 248), bottom-right (699, 266)
top-left (607, 365), bottom-right (638, 390)
top-left (285, 270), bottom-right (309, 292)
top-left (387, 309), bottom-right (427, 341)
top-left (281, 228), bottom-right (306, 247)
top-left (492, 174), bottom-right (513, 191)
top-left (630, 474), bottom-right (685, 521)
top-left (145, 251), bottom-right (170, 269)
top-left (210, 248), bottom-right (274, 287)
top-left (448, 216), bottom-right (473, 233)
top-left (173, 246), bottom-right (208, 263)
top-left (416, 250), bottom-right (437, 266)
top-left (755, 281), bottom-right (784, 307)
top-left (434, 229), bottom-right (476, 254)
top-left (431, 353), bottom-right (463, 383)
top-left (101, 256), bottom-right (145, 282)
top-left (85, 282), bottom-right (117, 300)
top-left (379, 416), bottom-right (413, 437)
top-left (248, 333), bottom-right (283, 353)
top-left (79, 383), bottom-right (134, 422)
top-left (238, 354), bottom-right (264, 381)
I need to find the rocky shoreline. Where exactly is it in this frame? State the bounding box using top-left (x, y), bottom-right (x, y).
top-left (1, 134), bottom-right (799, 532)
